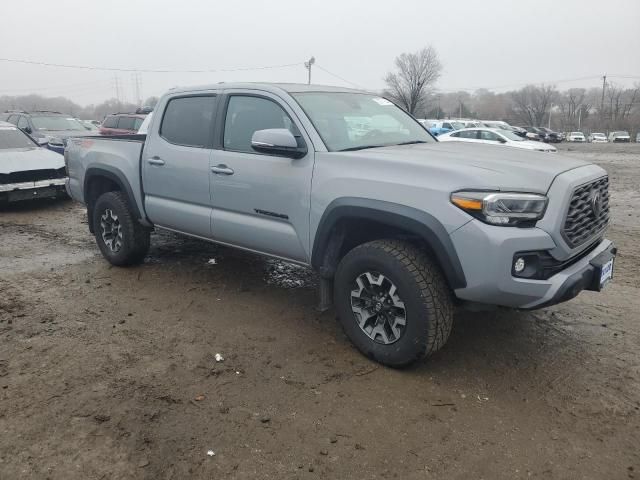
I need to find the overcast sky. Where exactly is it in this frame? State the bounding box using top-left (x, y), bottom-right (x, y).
top-left (1, 0), bottom-right (639, 105)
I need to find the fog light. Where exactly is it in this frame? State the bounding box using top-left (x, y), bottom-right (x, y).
top-left (514, 257), bottom-right (526, 273)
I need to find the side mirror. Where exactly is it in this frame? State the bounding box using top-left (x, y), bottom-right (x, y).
top-left (251, 129), bottom-right (307, 159)
top-left (23, 126), bottom-right (32, 134)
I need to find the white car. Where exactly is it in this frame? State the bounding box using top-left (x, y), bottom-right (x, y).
top-left (566, 132), bottom-right (586, 142)
top-left (438, 127), bottom-right (557, 152)
top-left (608, 131), bottom-right (631, 143)
top-left (588, 133), bottom-right (608, 143)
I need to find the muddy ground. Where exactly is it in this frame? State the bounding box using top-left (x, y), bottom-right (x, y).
top-left (1, 143), bottom-right (639, 479)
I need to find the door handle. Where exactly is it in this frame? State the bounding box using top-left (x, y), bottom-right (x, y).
top-left (147, 156), bottom-right (165, 166)
top-left (211, 164), bottom-right (234, 175)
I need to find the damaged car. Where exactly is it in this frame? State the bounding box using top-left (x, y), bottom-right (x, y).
top-left (0, 121), bottom-right (68, 205)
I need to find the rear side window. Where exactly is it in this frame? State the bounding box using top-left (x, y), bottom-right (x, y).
top-left (102, 116), bottom-right (118, 128)
top-left (160, 96), bottom-right (217, 148)
top-left (117, 117), bottom-right (136, 130)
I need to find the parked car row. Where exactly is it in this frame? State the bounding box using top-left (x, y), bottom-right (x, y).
top-left (438, 127), bottom-right (557, 152)
top-left (564, 130), bottom-right (632, 143)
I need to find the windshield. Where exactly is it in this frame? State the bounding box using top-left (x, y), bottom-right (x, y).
top-left (571, 132), bottom-right (584, 136)
top-left (593, 133), bottom-right (605, 137)
top-left (292, 92), bottom-right (435, 151)
top-left (31, 116), bottom-right (87, 131)
top-left (614, 131), bottom-right (629, 135)
top-left (497, 129), bottom-right (524, 141)
top-left (0, 126), bottom-right (37, 149)
top-left (450, 121), bottom-right (465, 130)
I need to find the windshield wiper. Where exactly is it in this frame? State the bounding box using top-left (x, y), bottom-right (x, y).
top-left (396, 140), bottom-right (428, 146)
top-left (338, 144), bottom-right (387, 152)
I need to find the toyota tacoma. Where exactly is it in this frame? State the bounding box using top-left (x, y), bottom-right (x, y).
top-left (65, 83), bottom-right (616, 367)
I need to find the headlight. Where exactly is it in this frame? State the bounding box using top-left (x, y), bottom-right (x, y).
top-left (451, 191), bottom-right (548, 226)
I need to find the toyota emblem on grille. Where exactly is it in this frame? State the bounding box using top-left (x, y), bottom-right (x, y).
top-left (589, 190), bottom-right (602, 216)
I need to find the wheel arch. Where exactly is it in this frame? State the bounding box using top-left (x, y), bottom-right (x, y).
top-left (84, 167), bottom-right (141, 233)
top-left (311, 198), bottom-right (467, 290)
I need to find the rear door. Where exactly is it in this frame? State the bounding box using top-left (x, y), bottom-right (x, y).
top-left (208, 90), bottom-right (314, 262)
top-left (142, 93), bottom-right (218, 238)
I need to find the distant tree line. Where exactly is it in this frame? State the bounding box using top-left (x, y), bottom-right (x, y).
top-left (0, 95), bottom-right (159, 121)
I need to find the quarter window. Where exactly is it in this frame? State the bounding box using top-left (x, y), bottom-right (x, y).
top-left (160, 96), bottom-right (217, 148)
top-left (223, 96), bottom-right (295, 153)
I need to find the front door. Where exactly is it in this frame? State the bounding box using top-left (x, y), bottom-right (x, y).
top-left (209, 92), bottom-right (314, 263)
top-left (142, 94), bottom-right (218, 238)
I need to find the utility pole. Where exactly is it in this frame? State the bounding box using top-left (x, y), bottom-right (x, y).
top-left (304, 57), bottom-right (315, 85)
top-left (548, 103), bottom-right (552, 129)
top-left (600, 74), bottom-right (607, 121)
top-left (114, 75), bottom-right (121, 103)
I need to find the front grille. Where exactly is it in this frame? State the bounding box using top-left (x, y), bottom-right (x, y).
top-left (562, 176), bottom-right (609, 248)
top-left (1, 168), bottom-right (66, 184)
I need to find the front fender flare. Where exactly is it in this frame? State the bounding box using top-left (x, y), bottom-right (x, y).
top-left (311, 198), bottom-right (467, 289)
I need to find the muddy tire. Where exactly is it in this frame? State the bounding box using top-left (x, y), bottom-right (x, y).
top-left (334, 239), bottom-right (453, 368)
top-left (93, 191), bottom-right (150, 266)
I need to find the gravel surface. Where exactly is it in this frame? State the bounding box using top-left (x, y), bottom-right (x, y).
top-left (1, 143), bottom-right (638, 479)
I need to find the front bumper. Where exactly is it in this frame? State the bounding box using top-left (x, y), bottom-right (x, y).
top-left (0, 179), bottom-right (67, 202)
top-left (450, 219), bottom-right (615, 309)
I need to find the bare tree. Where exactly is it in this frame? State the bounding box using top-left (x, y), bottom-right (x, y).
top-left (384, 46), bottom-right (442, 115)
top-left (510, 85), bottom-right (557, 126)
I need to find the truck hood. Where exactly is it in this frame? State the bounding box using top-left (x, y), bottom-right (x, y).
top-left (335, 141), bottom-right (588, 193)
top-left (0, 147), bottom-right (65, 174)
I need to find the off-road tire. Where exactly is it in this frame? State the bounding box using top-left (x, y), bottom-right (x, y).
top-left (334, 239), bottom-right (453, 367)
top-left (93, 191), bottom-right (150, 266)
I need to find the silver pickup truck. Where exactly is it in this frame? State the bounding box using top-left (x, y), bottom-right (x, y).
top-left (65, 83), bottom-right (616, 367)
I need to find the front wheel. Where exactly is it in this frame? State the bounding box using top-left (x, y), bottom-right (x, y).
top-left (93, 191), bottom-right (150, 266)
top-left (334, 240), bottom-right (453, 367)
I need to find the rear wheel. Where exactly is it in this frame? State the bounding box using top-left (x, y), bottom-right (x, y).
top-left (93, 191), bottom-right (150, 266)
top-left (334, 239), bottom-right (453, 367)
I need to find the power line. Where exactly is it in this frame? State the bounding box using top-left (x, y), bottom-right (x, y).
top-left (0, 57), bottom-right (303, 74)
top-left (315, 65), bottom-right (368, 89)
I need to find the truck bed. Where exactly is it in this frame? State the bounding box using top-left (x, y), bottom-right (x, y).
top-left (65, 134), bottom-right (147, 210)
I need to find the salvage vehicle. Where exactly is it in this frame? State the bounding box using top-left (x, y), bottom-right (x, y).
top-left (66, 83), bottom-right (616, 367)
top-left (438, 127), bottom-right (557, 152)
top-left (566, 131), bottom-right (586, 142)
top-left (588, 133), bottom-right (608, 143)
top-left (3, 110), bottom-right (92, 154)
top-left (0, 122), bottom-right (67, 204)
top-left (608, 131), bottom-right (631, 143)
top-left (99, 113), bottom-right (147, 136)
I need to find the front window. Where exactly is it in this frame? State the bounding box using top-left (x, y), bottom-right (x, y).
top-left (497, 129), bottom-right (524, 141)
top-left (30, 116), bottom-right (86, 131)
top-left (0, 126), bottom-right (37, 149)
top-left (223, 95), bottom-right (296, 153)
top-left (292, 92), bottom-right (434, 151)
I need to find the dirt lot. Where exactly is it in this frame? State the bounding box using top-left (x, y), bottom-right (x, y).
top-left (1, 143), bottom-right (639, 479)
